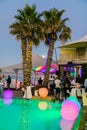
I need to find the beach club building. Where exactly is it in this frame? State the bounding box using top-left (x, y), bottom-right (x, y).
top-left (57, 35), bottom-right (87, 84)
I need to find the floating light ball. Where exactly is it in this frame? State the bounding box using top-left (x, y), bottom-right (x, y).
top-left (61, 101), bottom-right (79, 120)
top-left (38, 101), bottom-right (48, 110)
top-left (39, 88), bottom-right (48, 98)
top-left (61, 96), bottom-right (81, 120)
top-left (67, 96), bottom-right (78, 101)
top-left (4, 89), bottom-right (13, 99)
top-left (62, 99), bottom-right (81, 111)
top-left (67, 96), bottom-right (81, 110)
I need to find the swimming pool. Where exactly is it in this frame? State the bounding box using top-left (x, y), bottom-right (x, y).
top-left (0, 98), bottom-right (82, 130)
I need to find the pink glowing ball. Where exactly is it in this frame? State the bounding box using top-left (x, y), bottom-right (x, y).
top-left (62, 100), bottom-right (80, 111)
top-left (39, 87), bottom-right (48, 98)
top-left (4, 89), bottom-right (13, 99)
top-left (61, 101), bottom-right (79, 120)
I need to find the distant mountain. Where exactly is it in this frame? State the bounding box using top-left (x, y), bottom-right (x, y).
top-left (1, 53), bottom-right (56, 74)
top-left (1, 54), bottom-right (47, 72)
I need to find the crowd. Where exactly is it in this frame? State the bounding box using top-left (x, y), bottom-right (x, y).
top-left (0, 72), bottom-right (87, 99)
top-left (29, 73), bottom-right (87, 100)
top-left (48, 73), bottom-right (87, 100)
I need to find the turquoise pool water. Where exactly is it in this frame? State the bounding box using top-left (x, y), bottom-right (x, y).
top-left (0, 98), bottom-right (81, 130)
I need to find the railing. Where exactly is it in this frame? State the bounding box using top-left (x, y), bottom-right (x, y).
top-left (58, 53), bottom-right (87, 62)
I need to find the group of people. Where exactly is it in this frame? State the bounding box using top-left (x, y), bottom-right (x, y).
top-left (48, 75), bottom-right (61, 100)
top-left (1, 72), bottom-right (86, 99)
top-left (48, 73), bottom-right (87, 100)
top-left (0, 74), bottom-right (11, 98)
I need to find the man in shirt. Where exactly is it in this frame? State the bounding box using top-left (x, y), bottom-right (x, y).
top-left (54, 76), bottom-right (61, 100)
top-left (84, 77), bottom-right (87, 92)
top-left (49, 75), bottom-right (55, 95)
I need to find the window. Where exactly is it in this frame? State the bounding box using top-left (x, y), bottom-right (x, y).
top-left (76, 47), bottom-right (86, 56)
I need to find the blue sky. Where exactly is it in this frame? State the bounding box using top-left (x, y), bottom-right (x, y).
top-left (0, 0), bottom-right (87, 67)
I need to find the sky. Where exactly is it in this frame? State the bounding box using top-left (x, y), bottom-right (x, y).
top-left (0, 0), bottom-right (87, 67)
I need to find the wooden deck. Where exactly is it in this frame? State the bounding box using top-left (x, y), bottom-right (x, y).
top-left (32, 96), bottom-right (55, 101)
top-left (11, 90), bottom-right (55, 101)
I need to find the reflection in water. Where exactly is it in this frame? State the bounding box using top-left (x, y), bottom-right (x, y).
top-left (60, 119), bottom-right (75, 130)
top-left (18, 100), bottom-right (29, 130)
top-left (0, 99), bottom-right (82, 130)
top-left (38, 101), bottom-right (48, 110)
top-left (3, 98), bottom-right (13, 105)
top-left (0, 99), bottom-right (3, 108)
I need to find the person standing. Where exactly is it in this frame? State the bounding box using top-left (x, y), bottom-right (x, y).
top-left (54, 76), bottom-right (61, 100)
top-left (63, 73), bottom-right (71, 99)
top-left (84, 77), bottom-right (87, 92)
top-left (0, 75), bottom-right (4, 98)
top-left (38, 77), bottom-right (43, 85)
top-left (71, 76), bottom-right (76, 86)
top-left (7, 75), bottom-right (11, 89)
top-left (1, 74), bottom-right (6, 87)
top-left (76, 74), bottom-right (82, 86)
top-left (49, 75), bottom-right (55, 95)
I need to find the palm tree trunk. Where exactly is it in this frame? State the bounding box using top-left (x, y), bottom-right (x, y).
top-left (26, 40), bottom-right (33, 87)
top-left (44, 41), bottom-right (54, 87)
top-left (21, 39), bottom-right (27, 87)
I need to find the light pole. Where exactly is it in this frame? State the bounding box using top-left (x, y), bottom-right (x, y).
top-left (55, 47), bottom-right (59, 71)
top-left (13, 69), bottom-right (18, 88)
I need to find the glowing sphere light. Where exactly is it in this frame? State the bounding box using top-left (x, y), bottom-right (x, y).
top-left (62, 100), bottom-right (81, 111)
top-left (67, 96), bottom-right (78, 101)
top-left (61, 96), bottom-right (81, 120)
top-left (39, 88), bottom-right (48, 98)
top-left (67, 96), bottom-right (81, 110)
top-left (4, 89), bottom-right (13, 99)
top-left (61, 101), bottom-right (79, 120)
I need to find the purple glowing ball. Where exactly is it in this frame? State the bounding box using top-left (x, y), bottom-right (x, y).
top-left (4, 89), bottom-right (13, 99)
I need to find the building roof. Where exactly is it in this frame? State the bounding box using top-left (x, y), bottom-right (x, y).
top-left (58, 35), bottom-right (87, 49)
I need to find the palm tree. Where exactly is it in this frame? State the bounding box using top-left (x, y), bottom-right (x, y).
top-left (41, 8), bottom-right (71, 87)
top-left (10, 4), bottom-right (42, 87)
top-left (10, 20), bottom-right (27, 87)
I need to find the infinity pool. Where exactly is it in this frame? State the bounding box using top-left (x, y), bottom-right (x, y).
top-left (0, 98), bottom-right (82, 130)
